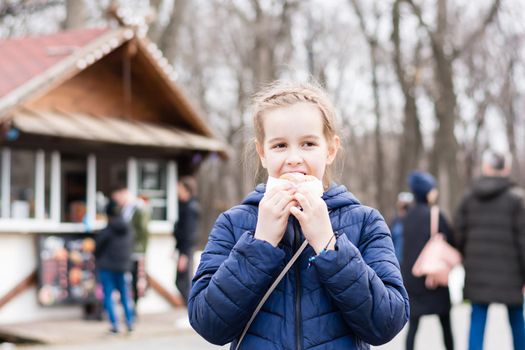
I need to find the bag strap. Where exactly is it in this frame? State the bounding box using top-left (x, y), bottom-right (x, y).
top-left (430, 205), bottom-right (439, 237)
top-left (235, 239), bottom-right (309, 350)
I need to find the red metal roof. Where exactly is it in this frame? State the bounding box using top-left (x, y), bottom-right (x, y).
top-left (0, 27), bottom-right (109, 97)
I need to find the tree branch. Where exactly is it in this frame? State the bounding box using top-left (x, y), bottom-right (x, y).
top-left (0, 0), bottom-right (62, 20)
top-left (227, 0), bottom-right (252, 25)
top-left (349, 0), bottom-right (373, 43)
top-left (403, 0), bottom-right (434, 38)
top-left (452, 0), bottom-right (502, 58)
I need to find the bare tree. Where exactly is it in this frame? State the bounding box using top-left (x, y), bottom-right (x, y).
top-left (147, 0), bottom-right (165, 43)
top-left (159, 0), bottom-right (189, 63)
top-left (63, 0), bottom-right (86, 29)
top-left (349, 0), bottom-right (388, 214)
top-left (403, 0), bottom-right (501, 212)
top-left (391, 0), bottom-right (423, 193)
top-left (499, 57), bottom-right (522, 181)
top-left (0, 0), bottom-right (62, 20)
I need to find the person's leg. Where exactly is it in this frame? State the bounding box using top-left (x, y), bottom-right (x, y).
top-left (131, 259), bottom-right (139, 312)
top-left (439, 313), bottom-right (455, 350)
top-left (175, 267), bottom-right (188, 303)
top-left (175, 254), bottom-right (193, 304)
top-left (469, 303), bottom-right (489, 350)
top-left (507, 304), bottom-right (525, 350)
top-left (115, 271), bottom-right (134, 331)
top-left (99, 269), bottom-right (118, 332)
top-left (405, 315), bottom-right (420, 350)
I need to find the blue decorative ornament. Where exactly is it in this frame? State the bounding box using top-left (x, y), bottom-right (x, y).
top-left (6, 127), bottom-right (19, 141)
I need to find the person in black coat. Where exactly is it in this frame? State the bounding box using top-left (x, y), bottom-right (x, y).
top-left (401, 171), bottom-right (455, 350)
top-left (455, 150), bottom-right (525, 350)
top-left (173, 176), bottom-right (201, 304)
top-left (95, 198), bottom-right (134, 333)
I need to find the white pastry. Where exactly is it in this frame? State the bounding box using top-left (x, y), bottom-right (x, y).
top-left (266, 173), bottom-right (323, 197)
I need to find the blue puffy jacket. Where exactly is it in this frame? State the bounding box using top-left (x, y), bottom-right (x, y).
top-left (189, 184), bottom-right (409, 349)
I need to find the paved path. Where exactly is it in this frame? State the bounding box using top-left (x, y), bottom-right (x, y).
top-left (374, 303), bottom-right (512, 350)
top-left (2, 303), bottom-right (515, 350)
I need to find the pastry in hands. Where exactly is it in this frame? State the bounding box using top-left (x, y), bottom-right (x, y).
top-left (266, 172), bottom-right (324, 197)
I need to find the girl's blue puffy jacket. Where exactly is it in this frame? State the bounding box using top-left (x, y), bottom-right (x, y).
top-left (189, 184), bottom-right (409, 349)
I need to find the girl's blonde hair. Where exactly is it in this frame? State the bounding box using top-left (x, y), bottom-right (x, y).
top-left (250, 80), bottom-right (342, 186)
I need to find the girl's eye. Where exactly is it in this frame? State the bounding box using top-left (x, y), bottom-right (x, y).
top-left (272, 143), bottom-right (286, 149)
top-left (303, 141), bottom-right (317, 147)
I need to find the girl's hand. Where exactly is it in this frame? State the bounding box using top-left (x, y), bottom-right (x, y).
top-left (178, 254), bottom-right (189, 272)
top-left (255, 183), bottom-right (297, 247)
top-left (290, 187), bottom-right (335, 253)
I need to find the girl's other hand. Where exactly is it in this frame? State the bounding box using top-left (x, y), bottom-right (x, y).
top-left (290, 187), bottom-right (335, 253)
top-left (255, 183), bottom-right (297, 247)
top-left (178, 254), bottom-right (189, 272)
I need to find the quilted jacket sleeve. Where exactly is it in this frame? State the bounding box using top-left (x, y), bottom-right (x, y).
top-left (312, 208), bottom-right (409, 346)
top-left (454, 195), bottom-right (469, 254)
top-left (188, 211), bottom-right (286, 345)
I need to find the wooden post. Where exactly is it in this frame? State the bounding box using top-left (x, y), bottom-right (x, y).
top-left (0, 270), bottom-right (37, 310)
top-left (145, 273), bottom-right (184, 307)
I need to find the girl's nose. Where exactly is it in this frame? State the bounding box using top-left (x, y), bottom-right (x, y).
top-left (286, 150), bottom-right (303, 166)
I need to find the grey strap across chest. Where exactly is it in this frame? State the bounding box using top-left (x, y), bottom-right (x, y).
top-left (235, 239), bottom-right (309, 350)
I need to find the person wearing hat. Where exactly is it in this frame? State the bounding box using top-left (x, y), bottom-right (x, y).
top-left (455, 150), bottom-right (525, 350)
top-left (401, 171), bottom-right (456, 350)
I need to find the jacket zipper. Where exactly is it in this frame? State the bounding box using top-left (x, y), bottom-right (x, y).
top-left (293, 220), bottom-right (303, 350)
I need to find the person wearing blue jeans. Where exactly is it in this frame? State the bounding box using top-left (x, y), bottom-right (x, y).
top-left (98, 269), bottom-right (134, 332)
top-left (95, 197), bottom-right (135, 333)
top-left (455, 150), bottom-right (525, 350)
top-left (469, 303), bottom-right (525, 350)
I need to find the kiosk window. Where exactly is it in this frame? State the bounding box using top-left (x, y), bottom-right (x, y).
top-left (11, 150), bottom-right (36, 219)
top-left (138, 160), bottom-right (167, 221)
top-left (96, 158), bottom-right (127, 220)
top-left (62, 155), bottom-right (87, 223)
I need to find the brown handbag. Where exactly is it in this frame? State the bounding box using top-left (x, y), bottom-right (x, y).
top-left (411, 206), bottom-right (462, 289)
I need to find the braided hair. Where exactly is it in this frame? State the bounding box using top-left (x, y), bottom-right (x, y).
top-left (250, 80), bottom-right (342, 185)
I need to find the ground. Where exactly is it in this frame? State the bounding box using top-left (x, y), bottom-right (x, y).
top-left (0, 302), bottom-right (515, 350)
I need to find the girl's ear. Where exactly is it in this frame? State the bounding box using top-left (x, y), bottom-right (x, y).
top-left (326, 135), bottom-right (340, 165)
top-left (255, 140), bottom-right (267, 169)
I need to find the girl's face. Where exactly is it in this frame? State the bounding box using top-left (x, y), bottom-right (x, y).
top-left (256, 102), bottom-right (339, 182)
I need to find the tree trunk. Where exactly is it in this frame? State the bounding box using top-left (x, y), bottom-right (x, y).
top-left (391, 0), bottom-right (423, 193)
top-left (429, 1), bottom-right (461, 214)
top-left (63, 0), bottom-right (85, 29)
top-left (159, 0), bottom-right (189, 63)
top-left (465, 102), bottom-right (488, 183)
top-left (253, 8), bottom-right (276, 86)
top-left (430, 45), bottom-right (461, 214)
top-left (405, 0), bottom-right (502, 213)
top-left (370, 41), bottom-right (386, 214)
top-left (147, 0), bottom-right (165, 43)
top-left (501, 60), bottom-right (522, 183)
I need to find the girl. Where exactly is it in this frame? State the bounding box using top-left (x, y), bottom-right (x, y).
top-left (188, 81), bottom-right (409, 349)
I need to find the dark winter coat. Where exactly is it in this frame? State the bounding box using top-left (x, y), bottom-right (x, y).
top-left (454, 176), bottom-right (525, 305)
top-left (401, 202), bottom-right (455, 317)
top-left (189, 184), bottom-right (409, 350)
top-left (95, 216), bottom-right (134, 272)
top-left (174, 198), bottom-right (201, 256)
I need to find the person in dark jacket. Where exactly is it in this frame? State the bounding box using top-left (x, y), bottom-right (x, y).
top-left (114, 187), bottom-right (151, 316)
top-left (402, 171), bottom-right (455, 350)
top-left (95, 198), bottom-right (134, 333)
top-left (173, 176), bottom-right (200, 304)
top-left (455, 149), bottom-right (525, 350)
top-left (189, 81), bottom-right (409, 349)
